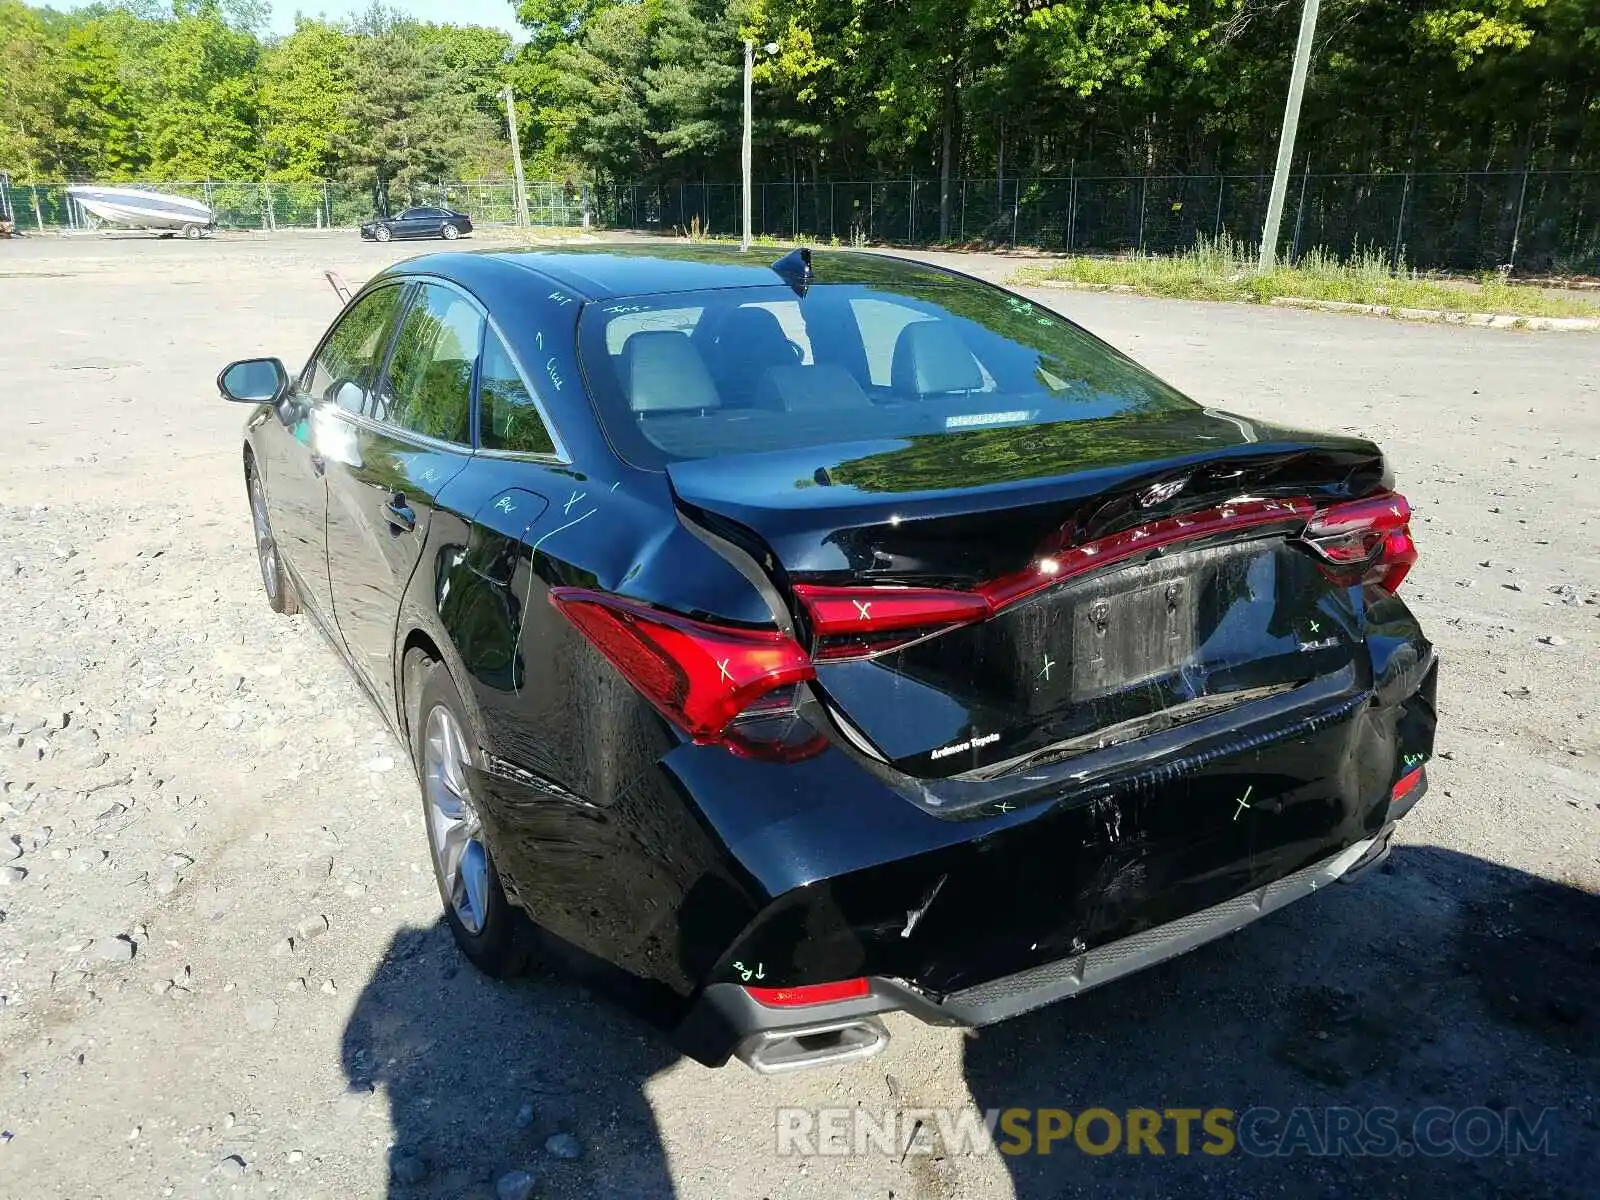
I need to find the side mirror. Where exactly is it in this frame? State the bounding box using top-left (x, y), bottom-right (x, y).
top-left (218, 357), bottom-right (289, 405)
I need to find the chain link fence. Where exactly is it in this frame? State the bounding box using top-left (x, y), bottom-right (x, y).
top-left (592, 171), bottom-right (1600, 274)
top-left (6, 171), bottom-right (1598, 273)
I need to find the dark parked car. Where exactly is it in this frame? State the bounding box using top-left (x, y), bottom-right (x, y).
top-left (360, 206), bottom-right (473, 243)
top-left (219, 245), bottom-right (1436, 1074)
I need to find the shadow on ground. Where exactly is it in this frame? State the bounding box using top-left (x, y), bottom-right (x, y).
top-left (341, 923), bottom-right (678, 1199)
top-left (964, 844), bottom-right (1599, 1198)
top-left (343, 844), bottom-right (1598, 1199)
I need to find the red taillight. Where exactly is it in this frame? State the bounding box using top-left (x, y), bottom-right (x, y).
top-left (792, 584), bottom-right (989, 659)
top-left (1301, 493), bottom-right (1416, 593)
top-left (745, 977), bottom-right (871, 1007)
top-left (549, 588), bottom-right (815, 743)
top-left (1392, 765), bottom-right (1424, 802)
top-left (795, 497), bottom-right (1315, 661)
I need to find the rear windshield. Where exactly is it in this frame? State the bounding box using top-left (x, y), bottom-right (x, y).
top-left (577, 275), bottom-right (1196, 469)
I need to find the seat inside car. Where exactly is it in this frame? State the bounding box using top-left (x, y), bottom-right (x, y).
top-left (698, 305), bottom-right (801, 406)
top-left (621, 330), bottom-right (722, 415)
top-left (890, 320), bottom-right (985, 398)
top-left (753, 363), bottom-right (871, 413)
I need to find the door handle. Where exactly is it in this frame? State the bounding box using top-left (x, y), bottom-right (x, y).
top-left (384, 493), bottom-right (416, 534)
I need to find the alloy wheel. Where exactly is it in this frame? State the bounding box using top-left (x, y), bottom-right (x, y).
top-left (249, 473), bottom-right (278, 598)
top-left (422, 704), bottom-right (490, 934)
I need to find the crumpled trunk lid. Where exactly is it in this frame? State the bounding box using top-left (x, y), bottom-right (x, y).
top-left (667, 408), bottom-right (1392, 778)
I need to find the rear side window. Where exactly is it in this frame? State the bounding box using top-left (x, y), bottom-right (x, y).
top-left (578, 277), bottom-right (1196, 469)
top-left (304, 285), bottom-right (405, 413)
top-left (376, 283), bottom-right (483, 443)
top-left (479, 328), bottom-right (557, 455)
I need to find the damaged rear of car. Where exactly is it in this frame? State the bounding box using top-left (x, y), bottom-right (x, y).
top-left (237, 244), bottom-right (1435, 1078)
top-left (551, 252), bottom-right (1437, 1073)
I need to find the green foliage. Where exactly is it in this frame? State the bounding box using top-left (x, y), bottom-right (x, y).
top-left (1, 2), bottom-right (517, 184)
top-left (547, 0), bottom-right (653, 178)
top-left (259, 20), bottom-right (355, 180)
top-left (142, 3), bottom-right (264, 178)
top-left (646, 0), bottom-right (742, 162)
top-left (335, 21), bottom-right (503, 203)
top-left (515, 0), bottom-right (617, 52)
top-left (1016, 237), bottom-right (1600, 317)
top-left (2, 0), bottom-right (1598, 199)
top-left (0, 1), bottom-right (52, 173)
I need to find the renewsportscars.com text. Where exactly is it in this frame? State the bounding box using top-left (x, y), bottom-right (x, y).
top-left (775, 1106), bottom-right (1558, 1158)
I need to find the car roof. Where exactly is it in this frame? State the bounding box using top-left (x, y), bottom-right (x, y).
top-left (382, 243), bottom-right (970, 302)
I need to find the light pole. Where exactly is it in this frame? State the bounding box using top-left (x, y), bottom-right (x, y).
top-left (1258, 0), bottom-right (1321, 271)
top-left (503, 86), bottom-right (530, 229)
top-left (742, 39), bottom-right (779, 252)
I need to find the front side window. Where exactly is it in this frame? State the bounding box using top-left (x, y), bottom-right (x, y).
top-left (304, 285), bottom-right (406, 414)
top-left (578, 276), bottom-right (1196, 471)
top-left (479, 328), bottom-right (557, 455)
top-left (375, 283), bottom-right (483, 443)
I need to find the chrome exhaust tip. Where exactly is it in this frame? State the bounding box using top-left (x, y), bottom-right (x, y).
top-left (735, 1016), bottom-right (890, 1075)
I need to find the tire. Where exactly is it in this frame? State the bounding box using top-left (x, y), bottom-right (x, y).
top-left (410, 653), bottom-right (531, 978)
top-left (374, 225), bottom-right (392, 243)
top-left (182, 223), bottom-right (202, 240)
top-left (440, 222), bottom-right (460, 241)
top-left (247, 466), bottom-right (299, 616)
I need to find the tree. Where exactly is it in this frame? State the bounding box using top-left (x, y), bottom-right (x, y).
top-left (142, 1), bottom-right (263, 178)
top-left (516, 0), bottom-right (618, 52)
top-left (547, 0), bottom-right (655, 179)
top-left (1, 0), bottom-right (1597, 240)
top-left (334, 21), bottom-right (502, 208)
top-left (645, 0), bottom-right (742, 166)
top-left (52, 17), bottom-right (149, 177)
top-left (0, 1), bottom-right (58, 175)
top-left (259, 20), bottom-right (354, 181)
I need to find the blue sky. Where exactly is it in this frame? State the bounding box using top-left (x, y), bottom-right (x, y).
top-left (55, 1), bottom-right (527, 39)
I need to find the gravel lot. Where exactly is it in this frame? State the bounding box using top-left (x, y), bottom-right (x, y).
top-left (1, 231), bottom-right (1597, 1199)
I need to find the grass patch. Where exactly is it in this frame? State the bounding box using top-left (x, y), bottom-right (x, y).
top-left (1014, 237), bottom-right (1600, 319)
top-left (673, 225), bottom-right (788, 247)
top-left (489, 225), bottom-right (592, 245)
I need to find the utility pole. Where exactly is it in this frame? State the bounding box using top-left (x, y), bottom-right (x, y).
top-left (741, 39), bottom-right (779, 251)
top-left (1258, 0), bottom-right (1321, 272)
top-left (742, 40), bottom-right (754, 251)
top-left (503, 86), bottom-right (530, 229)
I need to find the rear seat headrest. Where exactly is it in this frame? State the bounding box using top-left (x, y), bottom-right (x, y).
top-left (754, 364), bottom-right (870, 413)
top-left (890, 320), bottom-right (984, 396)
top-left (620, 331), bottom-right (721, 413)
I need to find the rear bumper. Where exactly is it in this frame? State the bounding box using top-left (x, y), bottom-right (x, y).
top-left (678, 819), bottom-right (1410, 1070)
top-left (937, 825), bottom-right (1391, 1024)
top-left (663, 650), bottom-right (1435, 1069)
top-left (476, 599), bottom-right (1435, 1072)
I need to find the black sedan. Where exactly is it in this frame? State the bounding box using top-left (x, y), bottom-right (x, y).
top-left (218, 245), bottom-right (1436, 1074)
top-left (360, 206), bottom-right (473, 243)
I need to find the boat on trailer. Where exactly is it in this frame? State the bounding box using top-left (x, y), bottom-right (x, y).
top-left (66, 186), bottom-right (216, 238)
